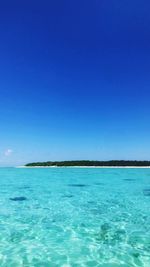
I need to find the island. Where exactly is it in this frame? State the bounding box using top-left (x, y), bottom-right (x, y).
top-left (25, 160), bottom-right (150, 167)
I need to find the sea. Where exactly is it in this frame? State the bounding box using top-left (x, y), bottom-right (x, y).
top-left (0, 167), bottom-right (149, 267)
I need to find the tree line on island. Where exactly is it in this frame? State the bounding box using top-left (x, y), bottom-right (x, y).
top-left (25, 160), bottom-right (150, 167)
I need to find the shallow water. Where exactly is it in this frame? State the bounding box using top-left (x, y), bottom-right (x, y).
top-left (0, 167), bottom-right (150, 267)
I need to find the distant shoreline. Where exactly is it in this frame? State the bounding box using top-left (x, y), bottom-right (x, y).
top-left (23, 160), bottom-right (150, 168)
top-left (17, 166), bottom-right (150, 169)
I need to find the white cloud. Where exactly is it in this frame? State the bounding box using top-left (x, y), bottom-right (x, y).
top-left (4, 149), bottom-right (13, 156)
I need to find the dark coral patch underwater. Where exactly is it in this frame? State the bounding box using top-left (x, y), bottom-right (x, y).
top-left (68, 184), bottom-right (89, 187)
top-left (10, 196), bottom-right (27, 201)
top-left (143, 188), bottom-right (150, 196)
top-left (123, 178), bottom-right (136, 181)
top-left (62, 194), bottom-right (74, 198)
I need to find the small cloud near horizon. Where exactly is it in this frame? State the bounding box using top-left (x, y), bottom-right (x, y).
top-left (4, 149), bottom-right (13, 156)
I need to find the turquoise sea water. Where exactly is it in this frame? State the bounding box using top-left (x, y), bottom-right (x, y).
top-left (0, 167), bottom-right (150, 267)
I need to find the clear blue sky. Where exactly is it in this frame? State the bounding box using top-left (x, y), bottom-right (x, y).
top-left (0, 0), bottom-right (150, 166)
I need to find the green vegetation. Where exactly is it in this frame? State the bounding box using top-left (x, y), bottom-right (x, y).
top-left (25, 160), bottom-right (150, 167)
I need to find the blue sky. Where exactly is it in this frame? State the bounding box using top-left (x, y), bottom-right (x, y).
top-left (0, 0), bottom-right (150, 166)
